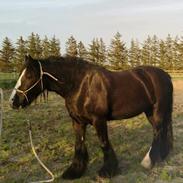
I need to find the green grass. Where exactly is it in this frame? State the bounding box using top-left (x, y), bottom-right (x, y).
top-left (0, 72), bottom-right (18, 80)
top-left (0, 72), bottom-right (18, 89)
top-left (0, 90), bottom-right (183, 183)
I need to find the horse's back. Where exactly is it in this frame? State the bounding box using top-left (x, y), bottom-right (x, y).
top-left (107, 66), bottom-right (173, 120)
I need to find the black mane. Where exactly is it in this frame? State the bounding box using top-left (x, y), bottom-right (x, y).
top-left (40, 56), bottom-right (104, 71)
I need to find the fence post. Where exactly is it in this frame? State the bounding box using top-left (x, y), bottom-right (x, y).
top-left (0, 88), bottom-right (3, 137)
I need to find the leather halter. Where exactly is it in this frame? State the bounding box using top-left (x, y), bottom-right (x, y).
top-left (15, 61), bottom-right (61, 103)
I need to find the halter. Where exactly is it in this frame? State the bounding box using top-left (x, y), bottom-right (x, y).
top-left (15, 61), bottom-right (62, 103)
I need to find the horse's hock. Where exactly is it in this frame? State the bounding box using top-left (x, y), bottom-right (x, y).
top-left (0, 88), bottom-right (3, 137)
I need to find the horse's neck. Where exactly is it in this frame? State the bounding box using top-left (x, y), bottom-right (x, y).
top-left (42, 61), bottom-right (77, 97)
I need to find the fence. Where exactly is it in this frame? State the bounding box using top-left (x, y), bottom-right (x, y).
top-left (0, 88), bottom-right (3, 137)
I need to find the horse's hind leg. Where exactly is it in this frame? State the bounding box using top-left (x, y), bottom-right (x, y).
top-left (94, 120), bottom-right (118, 177)
top-left (142, 105), bottom-right (173, 169)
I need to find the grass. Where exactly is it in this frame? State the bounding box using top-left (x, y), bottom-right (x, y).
top-left (0, 72), bottom-right (18, 80)
top-left (0, 72), bottom-right (18, 89)
top-left (0, 87), bottom-right (183, 183)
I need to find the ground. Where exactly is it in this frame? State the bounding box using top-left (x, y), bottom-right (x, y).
top-left (0, 79), bottom-right (183, 183)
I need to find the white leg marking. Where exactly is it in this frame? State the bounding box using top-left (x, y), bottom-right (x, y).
top-left (141, 147), bottom-right (152, 169)
top-left (9, 69), bottom-right (26, 102)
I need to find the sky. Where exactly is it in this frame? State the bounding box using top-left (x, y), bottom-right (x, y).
top-left (0, 0), bottom-right (183, 47)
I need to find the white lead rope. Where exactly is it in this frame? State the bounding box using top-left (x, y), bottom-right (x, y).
top-left (28, 121), bottom-right (55, 183)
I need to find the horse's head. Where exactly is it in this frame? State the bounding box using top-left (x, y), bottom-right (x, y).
top-left (10, 55), bottom-right (43, 109)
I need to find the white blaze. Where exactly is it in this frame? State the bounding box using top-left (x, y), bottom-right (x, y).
top-left (141, 146), bottom-right (152, 169)
top-left (9, 69), bottom-right (26, 102)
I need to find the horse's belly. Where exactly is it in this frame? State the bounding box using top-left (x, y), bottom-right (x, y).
top-left (110, 97), bottom-right (150, 120)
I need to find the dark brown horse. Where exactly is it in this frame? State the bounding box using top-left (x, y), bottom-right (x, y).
top-left (10, 55), bottom-right (173, 179)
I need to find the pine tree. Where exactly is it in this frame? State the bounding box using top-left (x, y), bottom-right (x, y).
top-left (42, 36), bottom-right (51, 59)
top-left (98, 38), bottom-right (106, 65)
top-left (88, 38), bottom-right (101, 64)
top-left (27, 32), bottom-right (37, 58)
top-left (65, 35), bottom-right (77, 57)
top-left (128, 39), bottom-right (141, 67)
top-left (35, 34), bottom-right (42, 59)
top-left (78, 41), bottom-right (88, 60)
top-left (164, 34), bottom-right (174, 70)
top-left (88, 38), bottom-right (98, 63)
top-left (49, 36), bottom-right (61, 57)
top-left (176, 36), bottom-right (183, 69)
top-left (159, 40), bottom-right (166, 69)
top-left (15, 36), bottom-right (27, 71)
top-left (172, 36), bottom-right (182, 70)
top-left (88, 38), bottom-right (106, 65)
top-left (108, 32), bottom-right (128, 69)
top-left (141, 36), bottom-right (152, 65)
top-left (0, 37), bottom-right (15, 63)
top-left (151, 35), bottom-right (160, 66)
top-left (0, 37), bottom-right (15, 71)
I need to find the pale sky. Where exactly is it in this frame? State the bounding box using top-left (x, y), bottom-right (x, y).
top-left (0, 0), bottom-right (183, 47)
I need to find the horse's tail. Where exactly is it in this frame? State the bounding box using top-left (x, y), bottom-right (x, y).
top-left (160, 77), bottom-right (173, 159)
top-left (154, 71), bottom-right (173, 161)
top-left (142, 68), bottom-right (173, 168)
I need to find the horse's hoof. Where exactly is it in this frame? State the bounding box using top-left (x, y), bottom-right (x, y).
top-left (62, 166), bottom-right (84, 180)
top-left (98, 166), bottom-right (117, 178)
top-left (141, 147), bottom-right (153, 169)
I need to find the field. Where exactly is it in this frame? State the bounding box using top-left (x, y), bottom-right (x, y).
top-left (0, 79), bottom-right (183, 183)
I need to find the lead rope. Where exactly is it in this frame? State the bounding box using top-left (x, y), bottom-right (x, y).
top-left (14, 61), bottom-right (63, 182)
top-left (28, 121), bottom-right (55, 183)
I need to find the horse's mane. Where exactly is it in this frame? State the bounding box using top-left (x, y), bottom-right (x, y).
top-left (40, 56), bottom-right (103, 71)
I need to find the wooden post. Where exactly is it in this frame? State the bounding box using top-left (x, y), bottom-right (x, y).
top-left (0, 88), bottom-right (3, 137)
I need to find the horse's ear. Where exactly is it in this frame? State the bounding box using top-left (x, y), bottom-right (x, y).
top-left (24, 54), bottom-right (35, 66)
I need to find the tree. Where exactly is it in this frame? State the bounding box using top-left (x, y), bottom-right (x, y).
top-left (175, 36), bottom-right (183, 69)
top-left (35, 34), bottom-right (42, 59)
top-left (65, 35), bottom-right (77, 57)
top-left (27, 32), bottom-right (37, 58)
top-left (88, 38), bottom-right (98, 63)
top-left (164, 34), bottom-right (174, 70)
top-left (128, 39), bottom-right (141, 67)
top-left (78, 41), bottom-right (88, 60)
top-left (42, 36), bottom-right (51, 59)
top-left (49, 36), bottom-right (61, 57)
top-left (151, 35), bottom-right (160, 66)
top-left (108, 32), bottom-right (128, 69)
top-left (0, 37), bottom-right (15, 71)
top-left (27, 33), bottom-right (43, 59)
top-left (172, 36), bottom-right (182, 70)
top-left (15, 36), bottom-right (27, 71)
top-left (88, 38), bottom-right (106, 65)
top-left (98, 38), bottom-right (106, 65)
top-left (141, 36), bottom-right (152, 65)
top-left (159, 40), bottom-right (167, 69)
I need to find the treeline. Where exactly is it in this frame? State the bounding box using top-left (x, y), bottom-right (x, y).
top-left (0, 32), bottom-right (183, 72)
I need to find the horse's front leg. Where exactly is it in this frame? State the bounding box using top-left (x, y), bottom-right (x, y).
top-left (94, 120), bottom-right (118, 178)
top-left (62, 120), bottom-right (88, 179)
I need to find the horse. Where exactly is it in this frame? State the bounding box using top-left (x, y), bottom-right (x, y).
top-left (9, 55), bottom-right (173, 179)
